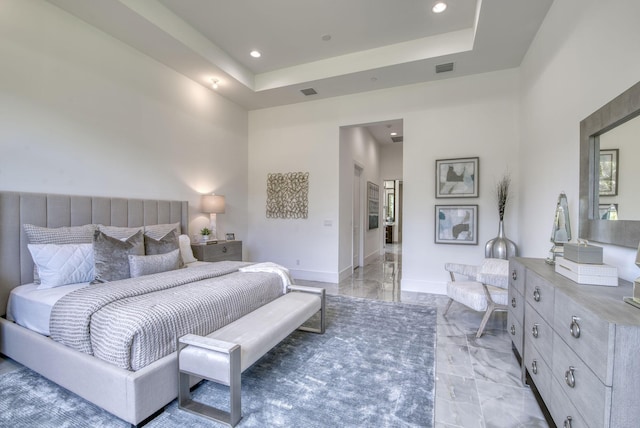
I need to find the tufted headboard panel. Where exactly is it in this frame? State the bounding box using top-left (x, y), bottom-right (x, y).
top-left (0, 191), bottom-right (188, 316)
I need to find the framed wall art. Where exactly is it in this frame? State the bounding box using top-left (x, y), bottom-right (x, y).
top-left (266, 172), bottom-right (309, 219)
top-left (435, 205), bottom-right (478, 245)
top-left (367, 181), bottom-right (379, 230)
top-left (599, 203), bottom-right (618, 220)
top-left (436, 157), bottom-right (479, 198)
top-left (599, 149), bottom-right (618, 196)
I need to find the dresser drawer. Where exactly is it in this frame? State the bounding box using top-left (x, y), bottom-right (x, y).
top-left (525, 303), bottom-right (553, 361)
top-left (553, 334), bottom-right (611, 427)
top-left (508, 309), bottom-right (524, 357)
top-left (525, 270), bottom-right (555, 321)
top-left (524, 341), bottom-right (552, 402)
top-left (191, 241), bottom-right (242, 262)
top-left (548, 377), bottom-right (591, 428)
top-left (508, 285), bottom-right (524, 324)
top-left (553, 290), bottom-right (613, 385)
top-left (509, 260), bottom-right (525, 295)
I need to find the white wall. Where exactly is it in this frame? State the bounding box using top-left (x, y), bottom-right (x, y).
top-left (0, 0), bottom-right (249, 242)
top-left (249, 69), bottom-right (520, 292)
top-left (380, 143), bottom-right (403, 181)
top-left (519, 0), bottom-right (640, 281)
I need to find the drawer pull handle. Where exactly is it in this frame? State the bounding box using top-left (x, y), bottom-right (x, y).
top-left (565, 366), bottom-right (576, 388)
top-left (510, 325), bottom-right (516, 335)
top-left (532, 324), bottom-right (539, 338)
top-left (570, 316), bottom-right (581, 338)
top-left (222, 246), bottom-right (228, 253)
top-left (511, 297), bottom-right (517, 308)
top-left (531, 359), bottom-right (538, 375)
top-left (564, 416), bottom-right (573, 428)
top-left (511, 270), bottom-right (517, 280)
top-left (533, 287), bottom-right (541, 302)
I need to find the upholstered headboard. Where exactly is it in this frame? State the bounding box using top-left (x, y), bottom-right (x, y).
top-left (0, 191), bottom-right (188, 316)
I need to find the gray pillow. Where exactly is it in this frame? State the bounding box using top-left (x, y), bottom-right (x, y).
top-left (144, 222), bottom-right (181, 241)
top-left (144, 228), bottom-right (178, 254)
top-left (93, 229), bottom-right (144, 283)
top-left (128, 249), bottom-right (181, 278)
top-left (97, 225), bottom-right (143, 240)
top-left (23, 223), bottom-right (97, 284)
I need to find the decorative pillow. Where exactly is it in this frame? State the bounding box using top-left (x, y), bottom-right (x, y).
top-left (144, 222), bottom-right (181, 241)
top-left (144, 229), bottom-right (179, 255)
top-left (179, 234), bottom-right (197, 264)
top-left (28, 243), bottom-right (95, 289)
top-left (128, 249), bottom-right (181, 278)
top-left (93, 229), bottom-right (144, 283)
top-left (23, 223), bottom-right (97, 284)
top-left (97, 225), bottom-right (143, 241)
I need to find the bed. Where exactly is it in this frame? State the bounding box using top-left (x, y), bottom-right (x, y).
top-left (0, 191), bottom-right (285, 426)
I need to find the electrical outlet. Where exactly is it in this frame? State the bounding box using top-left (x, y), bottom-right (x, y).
top-left (296, 259), bottom-right (300, 266)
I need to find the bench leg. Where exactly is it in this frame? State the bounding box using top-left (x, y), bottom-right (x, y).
top-left (294, 287), bottom-right (326, 334)
top-left (178, 343), bottom-right (242, 427)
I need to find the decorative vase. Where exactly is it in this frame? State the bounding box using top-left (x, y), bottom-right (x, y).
top-left (485, 220), bottom-right (518, 260)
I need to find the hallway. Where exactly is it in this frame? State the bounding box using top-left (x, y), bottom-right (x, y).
top-left (297, 244), bottom-right (547, 427)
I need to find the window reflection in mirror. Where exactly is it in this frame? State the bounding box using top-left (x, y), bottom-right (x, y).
top-left (597, 114), bottom-right (640, 220)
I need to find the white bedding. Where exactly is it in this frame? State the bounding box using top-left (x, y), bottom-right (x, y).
top-left (7, 282), bottom-right (89, 335)
top-left (7, 261), bottom-right (209, 336)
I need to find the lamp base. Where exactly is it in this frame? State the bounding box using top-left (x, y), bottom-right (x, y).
top-left (545, 244), bottom-right (564, 265)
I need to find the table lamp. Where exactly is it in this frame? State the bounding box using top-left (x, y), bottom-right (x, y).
top-left (546, 192), bottom-right (571, 265)
top-left (201, 194), bottom-right (225, 240)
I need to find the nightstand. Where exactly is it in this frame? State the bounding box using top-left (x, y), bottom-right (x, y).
top-left (191, 240), bottom-right (242, 262)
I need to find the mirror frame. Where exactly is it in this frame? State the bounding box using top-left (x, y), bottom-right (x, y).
top-left (579, 81), bottom-right (640, 248)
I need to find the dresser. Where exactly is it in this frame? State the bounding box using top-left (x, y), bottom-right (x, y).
top-left (191, 240), bottom-right (242, 262)
top-left (508, 258), bottom-right (640, 428)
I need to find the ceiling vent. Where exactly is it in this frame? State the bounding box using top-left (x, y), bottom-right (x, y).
top-left (435, 62), bottom-right (454, 73)
top-left (300, 88), bottom-right (318, 96)
top-left (391, 136), bottom-right (404, 143)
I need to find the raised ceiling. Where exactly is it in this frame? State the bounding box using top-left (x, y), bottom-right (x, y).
top-left (47, 0), bottom-right (553, 110)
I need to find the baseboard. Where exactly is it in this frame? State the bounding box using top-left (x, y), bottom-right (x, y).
top-left (401, 278), bottom-right (447, 295)
top-left (290, 269), bottom-right (338, 284)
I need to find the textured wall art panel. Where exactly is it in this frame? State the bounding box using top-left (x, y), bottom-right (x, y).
top-left (266, 172), bottom-right (309, 219)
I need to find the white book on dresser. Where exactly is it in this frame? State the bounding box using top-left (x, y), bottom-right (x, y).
top-left (555, 257), bottom-right (618, 286)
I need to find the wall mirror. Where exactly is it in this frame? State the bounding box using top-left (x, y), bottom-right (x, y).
top-left (579, 80), bottom-right (640, 248)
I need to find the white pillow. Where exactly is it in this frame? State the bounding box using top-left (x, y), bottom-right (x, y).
top-left (128, 249), bottom-right (181, 278)
top-left (179, 234), bottom-right (197, 264)
top-left (28, 244), bottom-right (95, 289)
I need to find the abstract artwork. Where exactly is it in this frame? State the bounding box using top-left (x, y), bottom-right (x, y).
top-left (367, 181), bottom-right (379, 230)
top-left (435, 157), bottom-right (479, 198)
top-left (435, 205), bottom-right (478, 244)
top-left (266, 172), bottom-right (309, 219)
top-left (599, 149), bottom-right (618, 196)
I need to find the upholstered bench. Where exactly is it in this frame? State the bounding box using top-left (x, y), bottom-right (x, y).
top-left (177, 285), bottom-right (325, 426)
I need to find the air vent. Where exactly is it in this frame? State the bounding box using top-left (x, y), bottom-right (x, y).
top-left (300, 88), bottom-right (318, 96)
top-left (391, 136), bottom-right (404, 143)
top-left (435, 62), bottom-right (454, 73)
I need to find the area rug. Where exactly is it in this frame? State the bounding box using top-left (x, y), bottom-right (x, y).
top-left (0, 295), bottom-right (436, 427)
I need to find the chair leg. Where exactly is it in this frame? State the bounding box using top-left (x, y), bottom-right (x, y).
top-left (476, 303), bottom-right (495, 338)
top-left (443, 298), bottom-right (454, 316)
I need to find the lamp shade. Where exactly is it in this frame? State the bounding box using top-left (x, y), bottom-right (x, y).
top-left (201, 194), bottom-right (225, 214)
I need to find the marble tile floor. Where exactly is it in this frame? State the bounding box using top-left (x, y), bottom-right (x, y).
top-left (0, 244), bottom-right (548, 427)
top-left (296, 244), bottom-right (548, 428)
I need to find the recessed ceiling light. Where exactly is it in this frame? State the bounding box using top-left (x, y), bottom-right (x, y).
top-left (211, 79), bottom-right (219, 89)
top-left (432, 2), bottom-right (447, 13)
top-left (321, 34), bottom-right (332, 42)
top-left (390, 132), bottom-right (398, 136)
top-left (250, 50), bottom-right (261, 58)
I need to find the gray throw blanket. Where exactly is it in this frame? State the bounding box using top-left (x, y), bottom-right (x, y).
top-left (50, 262), bottom-right (284, 370)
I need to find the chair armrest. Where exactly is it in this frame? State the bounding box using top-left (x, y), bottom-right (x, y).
top-left (477, 272), bottom-right (509, 289)
top-left (445, 263), bottom-right (479, 280)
